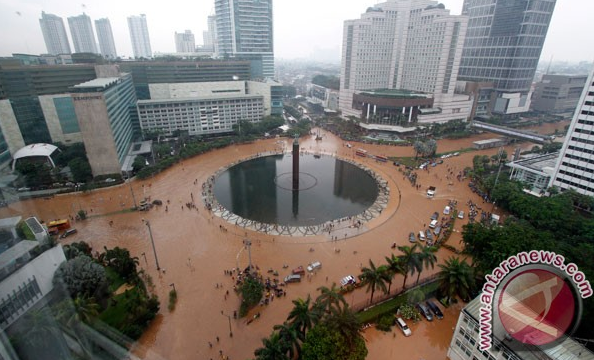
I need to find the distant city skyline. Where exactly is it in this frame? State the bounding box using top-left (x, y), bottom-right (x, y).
top-left (1, 0), bottom-right (593, 63)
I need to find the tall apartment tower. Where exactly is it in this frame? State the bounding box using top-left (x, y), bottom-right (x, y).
top-left (39, 12), bottom-right (71, 55)
top-left (339, 0), bottom-right (471, 123)
top-left (458, 0), bottom-right (557, 116)
top-left (127, 14), bottom-right (153, 59)
top-left (550, 68), bottom-right (594, 197)
top-left (67, 13), bottom-right (98, 54)
top-left (95, 18), bottom-right (118, 60)
top-left (204, 15), bottom-right (217, 53)
top-left (175, 30), bottom-right (196, 53)
top-left (214, 0), bottom-right (274, 79)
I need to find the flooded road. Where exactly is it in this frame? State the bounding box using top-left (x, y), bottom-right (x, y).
top-left (0, 122), bottom-right (565, 359)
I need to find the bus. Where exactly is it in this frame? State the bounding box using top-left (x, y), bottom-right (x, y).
top-left (375, 155), bottom-right (388, 162)
top-left (48, 219), bottom-right (71, 235)
top-left (355, 149), bottom-right (368, 157)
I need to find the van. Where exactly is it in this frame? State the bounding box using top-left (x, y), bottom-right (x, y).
top-left (429, 219), bottom-right (438, 228)
top-left (396, 317), bottom-right (412, 336)
top-left (307, 261), bottom-right (322, 272)
top-left (284, 274), bottom-right (301, 283)
top-left (418, 231), bottom-right (426, 241)
top-left (60, 228), bottom-right (77, 239)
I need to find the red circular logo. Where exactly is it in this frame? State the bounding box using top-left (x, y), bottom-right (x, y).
top-left (498, 269), bottom-right (575, 345)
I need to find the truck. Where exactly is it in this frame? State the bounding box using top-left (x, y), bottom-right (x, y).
top-left (427, 186), bottom-right (436, 198)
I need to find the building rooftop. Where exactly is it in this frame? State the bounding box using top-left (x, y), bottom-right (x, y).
top-left (25, 217), bottom-right (45, 234)
top-left (507, 152), bottom-right (560, 174)
top-left (138, 93), bottom-right (263, 104)
top-left (12, 143), bottom-right (58, 160)
top-left (358, 89), bottom-right (429, 99)
top-left (73, 77), bottom-right (120, 90)
top-left (0, 216), bottom-right (21, 230)
top-left (464, 296), bottom-right (594, 360)
top-left (0, 240), bottom-right (39, 270)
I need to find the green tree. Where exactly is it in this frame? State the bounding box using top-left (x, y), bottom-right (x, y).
top-left (384, 254), bottom-right (404, 294)
top-left (358, 260), bottom-right (389, 304)
top-left (273, 322), bottom-right (302, 359)
top-left (254, 331), bottom-right (290, 360)
top-left (53, 255), bottom-right (107, 299)
top-left (438, 257), bottom-right (475, 302)
top-left (132, 155), bottom-right (147, 173)
top-left (102, 246), bottom-right (139, 282)
top-left (301, 319), bottom-right (367, 360)
top-left (239, 274), bottom-right (264, 317)
top-left (287, 295), bottom-right (320, 337)
top-left (416, 245), bottom-right (438, 285)
top-left (397, 244), bottom-right (421, 290)
top-left (68, 157), bottom-right (92, 182)
top-left (316, 283), bottom-right (346, 313)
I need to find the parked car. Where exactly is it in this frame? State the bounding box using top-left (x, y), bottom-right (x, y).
top-left (60, 228), bottom-right (77, 239)
top-left (433, 226), bottom-right (442, 236)
top-left (284, 274), bottom-right (301, 283)
top-left (408, 232), bottom-right (416, 243)
top-left (429, 219), bottom-right (438, 228)
top-left (418, 231), bottom-right (426, 241)
top-left (417, 303), bottom-right (433, 321)
top-left (443, 206), bottom-right (451, 215)
top-left (426, 301), bottom-right (444, 320)
top-left (292, 266), bottom-right (305, 275)
top-left (430, 212), bottom-right (439, 220)
top-left (458, 210), bottom-right (465, 219)
top-left (340, 275), bottom-right (356, 287)
top-left (425, 229), bottom-right (434, 241)
top-left (395, 317), bottom-right (412, 336)
top-left (307, 261), bottom-right (322, 272)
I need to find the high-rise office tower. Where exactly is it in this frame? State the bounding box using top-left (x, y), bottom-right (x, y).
top-left (127, 14), bottom-right (153, 59)
top-left (39, 12), bottom-right (71, 55)
top-left (175, 30), bottom-right (196, 53)
top-left (458, 0), bottom-right (557, 116)
top-left (339, 0), bottom-right (471, 123)
top-left (67, 13), bottom-right (98, 54)
top-left (550, 68), bottom-right (594, 197)
top-left (214, 0), bottom-right (274, 79)
top-left (95, 18), bottom-right (118, 59)
top-left (204, 15), bottom-right (217, 53)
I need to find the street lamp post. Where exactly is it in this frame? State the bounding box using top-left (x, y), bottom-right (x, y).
top-left (244, 238), bottom-right (252, 270)
top-left (169, 283), bottom-right (176, 292)
top-left (220, 311), bottom-right (233, 337)
top-left (142, 219), bottom-right (160, 271)
top-left (141, 252), bottom-right (147, 265)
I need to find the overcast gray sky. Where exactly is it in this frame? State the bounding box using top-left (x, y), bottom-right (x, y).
top-left (0, 0), bottom-right (591, 63)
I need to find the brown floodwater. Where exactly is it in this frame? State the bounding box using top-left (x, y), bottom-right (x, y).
top-left (0, 123), bottom-right (562, 359)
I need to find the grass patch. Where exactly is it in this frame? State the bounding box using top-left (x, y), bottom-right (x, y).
top-left (105, 266), bottom-right (126, 293)
top-left (99, 291), bottom-right (132, 329)
top-left (356, 280), bottom-right (440, 324)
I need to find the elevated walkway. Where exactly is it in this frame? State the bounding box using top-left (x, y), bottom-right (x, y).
top-left (471, 121), bottom-right (552, 144)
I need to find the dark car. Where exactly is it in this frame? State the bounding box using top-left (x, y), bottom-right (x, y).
top-left (430, 212), bottom-right (439, 221)
top-left (416, 303), bottom-right (433, 321)
top-left (425, 229), bottom-right (434, 241)
top-left (408, 232), bottom-right (416, 243)
top-left (433, 226), bottom-right (442, 236)
top-left (60, 228), bottom-right (77, 239)
top-left (426, 301), bottom-right (444, 320)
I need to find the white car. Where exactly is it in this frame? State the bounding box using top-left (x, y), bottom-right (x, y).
top-left (458, 211), bottom-right (464, 219)
top-left (340, 275), bottom-right (356, 287)
top-left (396, 317), bottom-right (412, 336)
top-left (443, 206), bottom-right (451, 215)
top-left (307, 261), bottom-right (322, 272)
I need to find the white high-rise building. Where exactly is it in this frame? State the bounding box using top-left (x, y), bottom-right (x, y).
top-left (95, 18), bottom-right (117, 60)
top-left (39, 11), bottom-right (71, 55)
top-left (67, 13), bottom-right (98, 54)
top-left (339, 0), bottom-right (472, 125)
top-left (175, 30), bottom-right (196, 53)
top-left (214, 0), bottom-right (274, 79)
top-left (550, 68), bottom-right (594, 196)
top-left (127, 14), bottom-right (153, 59)
top-left (203, 15), bottom-right (217, 53)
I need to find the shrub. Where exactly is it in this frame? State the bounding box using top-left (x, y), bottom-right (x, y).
top-left (375, 314), bottom-right (394, 332)
top-left (168, 289), bottom-right (177, 311)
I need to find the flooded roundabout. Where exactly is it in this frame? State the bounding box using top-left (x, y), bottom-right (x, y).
top-left (206, 150), bottom-right (388, 236)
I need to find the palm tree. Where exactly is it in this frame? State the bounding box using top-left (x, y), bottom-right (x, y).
top-left (325, 305), bottom-right (362, 347)
top-left (397, 244), bottom-right (421, 290)
top-left (287, 295), bottom-right (319, 336)
top-left (358, 260), bottom-right (389, 304)
top-left (416, 245), bottom-right (438, 285)
top-left (254, 331), bottom-right (290, 360)
top-left (273, 322), bottom-right (301, 359)
top-left (384, 254), bottom-right (404, 294)
top-left (438, 256), bottom-right (475, 302)
top-left (316, 283), bottom-right (347, 313)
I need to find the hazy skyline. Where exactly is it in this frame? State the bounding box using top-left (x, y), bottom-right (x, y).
top-left (0, 0), bottom-right (592, 64)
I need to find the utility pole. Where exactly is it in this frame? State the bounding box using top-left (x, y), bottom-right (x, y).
top-left (143, 219), bottom-right (160, 270)
top-left (244, 238), bottom-right (252, 270)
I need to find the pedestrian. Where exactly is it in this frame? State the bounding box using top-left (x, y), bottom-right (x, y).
top-left (208, 342), bottom-right (212, 348)
top-left (216, 336), bottom-right (219, 343)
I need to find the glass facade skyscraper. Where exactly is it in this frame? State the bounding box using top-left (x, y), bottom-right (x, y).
top-left (458, 0), bottom-right (557, 115)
